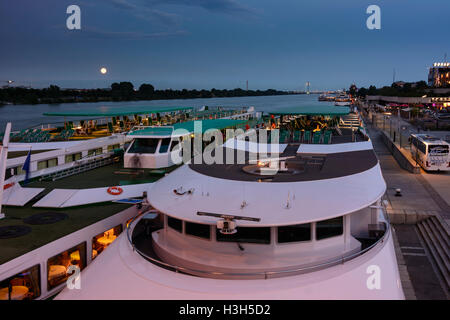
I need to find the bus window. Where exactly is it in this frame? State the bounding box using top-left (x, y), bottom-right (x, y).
top-left (428, 145), bottom-right (449, 154)
top-left (418, 141), bottom-right (426, 154)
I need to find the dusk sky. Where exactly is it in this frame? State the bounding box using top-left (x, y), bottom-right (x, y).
top-left (1, 0), bottom-right (449, 91)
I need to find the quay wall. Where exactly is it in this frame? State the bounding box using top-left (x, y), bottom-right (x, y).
top-left (379, 130), bottom-right (421, 174)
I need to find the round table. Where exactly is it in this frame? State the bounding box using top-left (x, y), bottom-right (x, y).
top-left (0, 286), bottom-right (29, 300)
top-left (97, 235), bottom-right (116, 246)
top-left (48, 265), bottom-right (67, 280)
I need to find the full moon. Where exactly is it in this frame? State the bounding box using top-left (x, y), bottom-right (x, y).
top-left (100, 67), bottom-right (107, 74)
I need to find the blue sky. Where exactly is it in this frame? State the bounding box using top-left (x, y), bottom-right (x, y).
top-left (0, 0), bottom-right (449, 90)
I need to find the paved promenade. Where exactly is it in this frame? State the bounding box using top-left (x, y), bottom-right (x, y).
top-left (365, 121), bottom-right (448, 299)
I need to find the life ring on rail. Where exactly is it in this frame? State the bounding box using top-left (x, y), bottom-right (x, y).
top-left (107, 186), bottom-right (123, 196)
top-left (3, 182), bottom-right (14, 190)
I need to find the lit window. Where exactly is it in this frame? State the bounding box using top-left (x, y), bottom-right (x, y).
top-left (0, 265), bottom-right (40, 300)
top-left (47, 242), bottom-right (86, 290)
top-left (92, 225), bottom-right (122, 260)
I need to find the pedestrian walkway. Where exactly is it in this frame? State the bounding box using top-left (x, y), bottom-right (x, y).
top-left (364, 119), bottom-right (450, 299)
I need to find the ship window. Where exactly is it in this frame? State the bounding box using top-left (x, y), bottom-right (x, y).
top-left (107, 144), bottom-right (121, 152)
top-left (0, 265), bottom-right (40, 300)
top-left (92, 225), bottom-right (123, 260)
top-left (185, 222), bottom-right (210, 240)
top-left (170, 139), bottom-right (180, 151)
top-left (316, 217), bottom-right (343, 240)
top-left (128, 138), bottom-right (159, 154)
top-left (88, 148), bottom-right (103, 156)
top-left (167, 216), bottom-right (182, 233)
top-left (37, 158), bottom-right (58, 170)
top-left (216, 227), bottom-right (271, 244)
top-left (277, 223), bottom-right (311, 243)
top-left (158, 138), bottom-right (172, 153)
top-left (65, 152), bottom-right (82, 163)
top-left (47, 242), bottom-right (87, 290)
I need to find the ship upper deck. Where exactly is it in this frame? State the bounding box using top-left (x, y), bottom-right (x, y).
top-left (148, 128), bottom-right (386, 227)
top-left (0, 161), bottom-right (166, 264)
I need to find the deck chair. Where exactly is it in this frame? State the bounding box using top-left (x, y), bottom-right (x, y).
top-left (323, 130), bottom-right (332, 144)
top-left (313, 131), bottom-right (321, 144)
top-left (303, 130), bottom-right (311, 143)
top-left (107, 122), bottom-right (114, 133)
top-left (293, 131), bottom-right (301, 142)
top-left (280, 130), bottom-right (289, 143)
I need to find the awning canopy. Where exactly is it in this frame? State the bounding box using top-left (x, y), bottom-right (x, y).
top-left (269, 106), bottom-right (349, 116)
top-left (128, 119), bottom-right (248, 137)
top-left (43, 106), bottom-right (193, 117)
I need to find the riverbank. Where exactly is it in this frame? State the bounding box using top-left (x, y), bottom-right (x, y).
top-left (0, 85), bottom-right (301, 106)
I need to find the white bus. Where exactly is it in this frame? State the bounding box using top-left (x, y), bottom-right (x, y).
top-left (410, 134), bottom-right (450, 171)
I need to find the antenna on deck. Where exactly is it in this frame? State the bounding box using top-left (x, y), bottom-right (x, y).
top-left (197, 212), bottom-right (260, 235)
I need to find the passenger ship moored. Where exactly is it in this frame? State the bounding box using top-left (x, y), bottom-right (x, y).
top-left (56, 107), bottom-right (404, 299)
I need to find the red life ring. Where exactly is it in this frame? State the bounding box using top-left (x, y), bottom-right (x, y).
top-left (3, 182), bottom-right (14, 190)
top-left (107, 186), bottom-right (123, 196)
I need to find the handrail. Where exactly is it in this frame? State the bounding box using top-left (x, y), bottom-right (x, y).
top-left (126, 205), bottom-right (391, 279)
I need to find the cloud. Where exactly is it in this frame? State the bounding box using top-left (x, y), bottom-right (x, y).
top-left (106, 0), bottom-right (256, 17)
top-left (142, 0), bottom-right (256, 15)
top-left (75, 27), bottom-right (189, 39)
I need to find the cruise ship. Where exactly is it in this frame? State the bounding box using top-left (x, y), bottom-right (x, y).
top-left (0, 108), bottom-right (254, 300)
top-left (3, 106), bottom-right (256, 184)
top-left (52, 106), bottom-right (404, 300)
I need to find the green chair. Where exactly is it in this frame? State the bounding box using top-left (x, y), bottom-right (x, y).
top-left (280, 130), bottom-right (289, 143)
top-left (303, 130), bottom-right (311, 143)
top-left (293, 131), bottom-right (300, 142)
top-left (107, 122), bottom-right (114, 133)
top-left (313, 131), bottom-right (321, 144)
top-left (323, 130), bottom-right (332, 144)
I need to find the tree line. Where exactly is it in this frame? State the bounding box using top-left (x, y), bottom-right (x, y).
top-left (352, 81), bottom-right (448, 97)
top-left (0, 82), bottom-right (294, 105)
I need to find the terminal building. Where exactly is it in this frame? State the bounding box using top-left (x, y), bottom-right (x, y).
top-left (428, 62), bottom-right (450, 87)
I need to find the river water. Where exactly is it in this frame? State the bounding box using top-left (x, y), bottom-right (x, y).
top-left (0, 94), bottom-right (333, 132)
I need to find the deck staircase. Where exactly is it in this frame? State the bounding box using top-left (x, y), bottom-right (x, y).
top-left (339, 114), bottom-right (361, 129)
top-left (416, 215), bottom-right (450, 296)
top-left (40, 157), bottom-right (114, 181)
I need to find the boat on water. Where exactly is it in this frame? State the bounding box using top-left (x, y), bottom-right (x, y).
top-left (49, 106), bottom-right (403, 300)
top-left (0, 109), bottom-right (254, 300)
top-left (334, 93), bottom-right (352, 106)
top-left (2, 106), bottom-right (255, 183)
top-left (318, 94), bottom-right (335, 102)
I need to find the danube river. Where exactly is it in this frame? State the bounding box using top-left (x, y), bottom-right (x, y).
top-left (0, 94), bottom-right (333, 132)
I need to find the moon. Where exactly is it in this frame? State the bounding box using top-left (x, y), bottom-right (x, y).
top-left (100, 67), bottom-right (107, 74)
